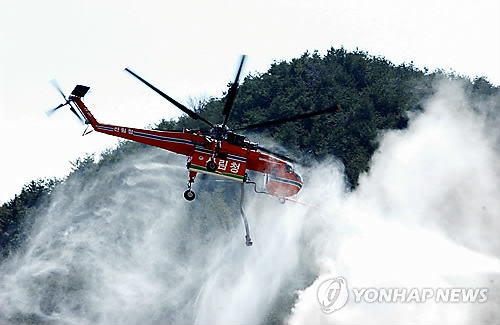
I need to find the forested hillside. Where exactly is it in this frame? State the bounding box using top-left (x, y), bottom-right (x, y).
top-left (1, 48), bottom-right (497, 260)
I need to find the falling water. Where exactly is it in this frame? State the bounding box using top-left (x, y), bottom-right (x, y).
top-left (0, 79), bottom-right (498, 324)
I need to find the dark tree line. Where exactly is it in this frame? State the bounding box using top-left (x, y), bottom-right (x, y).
top-left (158, 48), bottom-right (497, 186)
top-left (0, 179), bottom-right (58, 257)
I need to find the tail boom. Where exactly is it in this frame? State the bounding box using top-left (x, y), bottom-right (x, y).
top-left (69, 86), bottom-right (201, 157)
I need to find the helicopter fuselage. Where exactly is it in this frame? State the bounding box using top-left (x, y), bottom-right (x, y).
top-left (71, 94), bottom-right (303, 198)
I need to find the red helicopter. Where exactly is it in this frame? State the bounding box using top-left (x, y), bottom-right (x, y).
top-left (48, 56), bottom-right (340, 245)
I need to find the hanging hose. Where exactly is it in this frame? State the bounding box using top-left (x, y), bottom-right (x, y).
top-left (240, 182), bottom-right (253, 246)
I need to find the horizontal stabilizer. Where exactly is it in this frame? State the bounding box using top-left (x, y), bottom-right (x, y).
top-left (71, 85), bottom-right (90, 98)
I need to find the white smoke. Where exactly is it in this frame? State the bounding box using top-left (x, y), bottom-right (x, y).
top-left (288, 79), bottom-right (500, 324)
top-left (0, 79), bottom-right (498, 324)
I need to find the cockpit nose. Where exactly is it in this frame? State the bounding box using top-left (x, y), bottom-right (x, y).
top-left (285, 163), bottom-right (302, 183)
top-left (265, 163), bottom-right (303, 197)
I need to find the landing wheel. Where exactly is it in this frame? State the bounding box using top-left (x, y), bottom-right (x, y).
top-left (279, 197), bottom-right (286, 204)
top-left (206, 160), bottom-right (217, 172)
top-left (184, 189), bottom-right (196, 201)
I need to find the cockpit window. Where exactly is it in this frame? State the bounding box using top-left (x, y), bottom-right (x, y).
top-left (285, 164), bottom-right (293, 173)
top-left (294, 173), bottom-right (302, 181)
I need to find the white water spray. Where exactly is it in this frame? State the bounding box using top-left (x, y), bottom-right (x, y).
top-left (0, 79), bottom-right (498, 324)
top-left (288, 79), bottom-right (500, 324)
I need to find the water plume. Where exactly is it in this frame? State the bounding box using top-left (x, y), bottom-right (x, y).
top-left (0, 79), bottom-right (498, 324)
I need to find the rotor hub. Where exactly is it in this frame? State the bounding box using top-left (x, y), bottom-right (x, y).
top-left (210, 124), bottom-right (229, 140)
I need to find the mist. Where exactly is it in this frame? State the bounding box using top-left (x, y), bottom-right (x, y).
top-left (0, 79), bottom-right (499, 324)
top-left (288, 79), bottom-right (500, 324)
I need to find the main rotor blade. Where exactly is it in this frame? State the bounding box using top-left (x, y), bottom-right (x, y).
top-left (234, 104), bottom-right (342, 131)
top-left (258, 146), bottom-right (298, 164)
top-left (125, 68), bottom-right (214, 128)
top-left (222, 55), bottom-right (246, 127)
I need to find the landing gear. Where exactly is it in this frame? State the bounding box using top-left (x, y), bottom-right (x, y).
top-left (279, 197), bottom-right (286, 204)
top-left (206, 160), bottom-right (217, 172)
top-left (184, 170), bottom-right (197, 201)
top-left (184, 189), bottom-right (195, 201)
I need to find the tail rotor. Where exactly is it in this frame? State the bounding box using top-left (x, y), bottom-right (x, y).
top-left (47, 80), bottom-right (84, 123)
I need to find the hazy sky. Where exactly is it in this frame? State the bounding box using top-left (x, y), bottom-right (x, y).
top-left (1, 0), bottom-right (499, 202)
